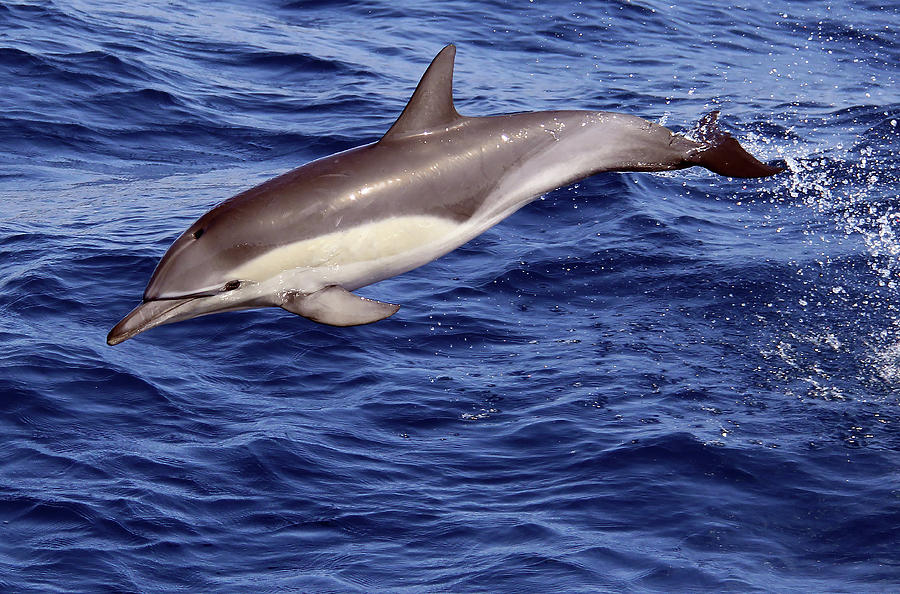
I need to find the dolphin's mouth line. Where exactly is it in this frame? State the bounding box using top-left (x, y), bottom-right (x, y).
top-left (143, 280), bottom-right (247, 302)
top-left (107, 296), bottom-right (203, 346)
top-left (143, 296), bottom-right (201, 310)
top-left (143, 289), bottom-right (221, 301)
top-left (109, 287), bottom-right (263, 345)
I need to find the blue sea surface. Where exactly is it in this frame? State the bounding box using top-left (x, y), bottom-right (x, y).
top-left (1, 0), bottom-right (898, 590)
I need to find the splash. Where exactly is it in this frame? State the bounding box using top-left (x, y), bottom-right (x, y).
top-left (757, 110), bottom-right (900, 394)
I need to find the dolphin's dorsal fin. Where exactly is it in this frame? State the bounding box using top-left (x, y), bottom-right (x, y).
top-left (380, 44), bottom-right (461, 141)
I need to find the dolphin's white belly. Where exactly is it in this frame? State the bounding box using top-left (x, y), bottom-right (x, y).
top-left (229, 214), bottom-right (469, 291)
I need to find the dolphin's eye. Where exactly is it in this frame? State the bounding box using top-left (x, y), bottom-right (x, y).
top-left (223, 280), bottom-right (241, 291)
top-left (193, 228), bottom-right (204, 239)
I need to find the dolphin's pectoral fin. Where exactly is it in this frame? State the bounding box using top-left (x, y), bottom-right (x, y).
top-left (281, 285), bottom-right (400, 326)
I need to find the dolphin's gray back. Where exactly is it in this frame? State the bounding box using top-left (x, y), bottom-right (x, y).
top-left (201, 109), bottom-right (685, 246)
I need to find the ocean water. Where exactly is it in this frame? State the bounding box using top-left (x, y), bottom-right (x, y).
top-left (1, 0), bottom-right (898, 590)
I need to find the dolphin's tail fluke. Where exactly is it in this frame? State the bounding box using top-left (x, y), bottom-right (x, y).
top-left (685, 111), bottom-right (785, 178)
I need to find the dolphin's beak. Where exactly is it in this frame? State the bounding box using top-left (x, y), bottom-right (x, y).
top-left (107, 297), bottom-right (197, 345)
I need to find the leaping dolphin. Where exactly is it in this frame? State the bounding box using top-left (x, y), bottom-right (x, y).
top-left (107, 44), bottom-right (783, 345)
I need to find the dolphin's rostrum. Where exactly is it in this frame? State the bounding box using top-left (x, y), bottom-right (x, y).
top-left (108, 44), bottom-right (784, 345)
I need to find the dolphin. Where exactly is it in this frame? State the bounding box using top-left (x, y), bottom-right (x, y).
top-left (107, 44), bottom-right (783, 345)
